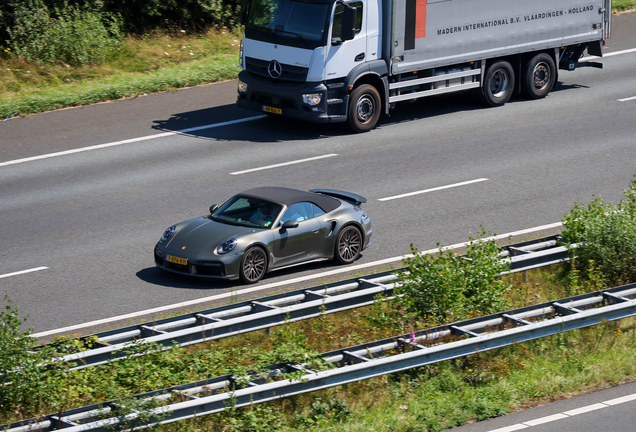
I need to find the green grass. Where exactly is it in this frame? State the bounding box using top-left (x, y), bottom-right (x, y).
top-left (613, 0), bottom-right (636, 13)
top-left (0, 28), bottom-right (241, 118)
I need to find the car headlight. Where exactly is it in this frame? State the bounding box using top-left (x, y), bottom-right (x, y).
top-left (160, 225), bottom-right (175, 242)
top-left (238, 80), bottom-right (248, 93)
top-left (216, 239), bottom-right (237, 254)
top-left (302, 93), bottom-right (322, 105)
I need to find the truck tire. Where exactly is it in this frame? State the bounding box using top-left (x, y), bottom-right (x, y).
top-left (522, 53), bottom-right (556, 99)
top-left (348, 84), bottom-right (381, 133)
top-left (482, 60), bottom-right (514, 107)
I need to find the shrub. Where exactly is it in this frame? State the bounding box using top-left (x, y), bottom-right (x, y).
top-left (561, 179), bottom-right (636, 286)
top-left (7, 0), bottom-right (123, 66)
top-left (396, 229), bottom-right (511, 324)
top-left (1, 0), bottom-right (243, 45)
top-left (0, 295), bottom-right (64, 417)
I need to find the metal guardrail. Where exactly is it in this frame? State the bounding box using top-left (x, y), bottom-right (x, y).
top-left (44, 236), bottom-right (569, 371)
top-left (8, 279), bottom-right (636, 432)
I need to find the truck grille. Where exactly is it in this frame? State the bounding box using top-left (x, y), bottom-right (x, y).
top-left (245, 57), bottom-right (308, 83)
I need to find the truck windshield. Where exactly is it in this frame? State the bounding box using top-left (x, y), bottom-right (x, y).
top-left (245, 0), bottom-right (332, 50)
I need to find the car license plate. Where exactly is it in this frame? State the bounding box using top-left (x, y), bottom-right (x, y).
top-left (263, 105), bottom-right (282, 115)
top-left (166, 255), bottom-right (188, 265)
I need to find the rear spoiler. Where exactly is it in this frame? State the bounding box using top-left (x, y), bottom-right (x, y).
top-left (310, 189), bottom-right (367, 205)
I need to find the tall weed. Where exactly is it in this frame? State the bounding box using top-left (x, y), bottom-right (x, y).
top-left (396, 228), bottom-right (510, 324)
top-left (561, 180), bottom-right (636, 286)
top-left (0, 295), bottom-right (65, 418)
top-left (7, 0), bottom-right (123, 66)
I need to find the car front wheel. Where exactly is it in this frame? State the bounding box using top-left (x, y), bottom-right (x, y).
top-left (334, 226), bottom-right (362, 264)
top-left (239, 246), bottom-right (267, 284)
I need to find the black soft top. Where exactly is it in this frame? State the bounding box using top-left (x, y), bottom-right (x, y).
top-left (240, 187), bottom-right (341, 213)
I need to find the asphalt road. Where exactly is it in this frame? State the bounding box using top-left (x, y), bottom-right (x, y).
top-left (444, 380), bottom-right (636, 432)
top-left (1, 13), bottom-right (635, 338)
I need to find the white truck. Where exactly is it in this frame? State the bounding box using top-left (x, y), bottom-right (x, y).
top-left (236, 0), bottom-right (611, 132)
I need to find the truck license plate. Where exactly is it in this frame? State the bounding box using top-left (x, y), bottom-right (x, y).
top-left (166, 255), bottom-right (188, 265)
top-left (263, 105), bottom-right (282, 115)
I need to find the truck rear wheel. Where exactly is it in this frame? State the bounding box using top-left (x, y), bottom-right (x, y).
top-left (522, 53), bottom-right (556, 99)
top-left (348, 84), bottom-right (381, 133)
top-left (482, 60), bottom-right (514, 107)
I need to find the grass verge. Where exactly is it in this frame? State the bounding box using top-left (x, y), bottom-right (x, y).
top-left (0, 28), bottom-right (241, 119)
top-left (613, 0), bottom-right (636, 13)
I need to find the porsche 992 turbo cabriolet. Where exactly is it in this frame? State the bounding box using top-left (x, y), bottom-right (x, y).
top-left (154, 187), bottom-right (372, 283)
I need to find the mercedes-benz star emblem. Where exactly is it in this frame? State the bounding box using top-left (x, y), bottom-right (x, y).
top-left (267, 60), bottom-right (282, 79)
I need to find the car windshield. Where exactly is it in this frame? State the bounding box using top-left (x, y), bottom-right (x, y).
top-left (211, 195), bottom-right (283, 229)
top-left (245, 0), bottom-right (332, 50)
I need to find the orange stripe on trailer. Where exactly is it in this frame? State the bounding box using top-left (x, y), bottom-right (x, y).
top-left (415, 0), bottom-right (427, 38)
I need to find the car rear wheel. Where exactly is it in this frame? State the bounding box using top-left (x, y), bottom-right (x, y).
top-left (334, 225), bottom-right (362, 264)
top-left (239, 246), bottom-right (267, 284)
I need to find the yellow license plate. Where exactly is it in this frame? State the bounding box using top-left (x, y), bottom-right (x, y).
top-left (167, 255), bottom-right (188, 265)
top-left (263, 105), bottom-right (282, 115)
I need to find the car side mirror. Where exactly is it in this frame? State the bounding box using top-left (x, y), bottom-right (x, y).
top-left (279, 220), bottom-right (299, 234)
top-left (209, 204), bottom-right (219, 214)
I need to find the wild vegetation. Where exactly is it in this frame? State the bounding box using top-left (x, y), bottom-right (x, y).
top-left (3, 180), bottom-right (636, 431)
top-left (561, 179), bottom-right (636, 287)
top-left (0, 1), bottom-right (634, 118)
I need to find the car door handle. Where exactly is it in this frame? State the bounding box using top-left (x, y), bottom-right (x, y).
top-left (355, 52), bottom-right (365, 62)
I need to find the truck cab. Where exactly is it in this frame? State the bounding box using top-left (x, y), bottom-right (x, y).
top-left (236, 0), bottom-right (387, 132)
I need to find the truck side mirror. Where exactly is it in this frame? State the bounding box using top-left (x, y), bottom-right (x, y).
top-left (341, 6), bottom-right (357, 42)
top-left (240, 0), bottom-right (249, 25)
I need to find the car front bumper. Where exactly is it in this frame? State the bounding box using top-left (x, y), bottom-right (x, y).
top-left (154, 245), bottom-right (242, 280)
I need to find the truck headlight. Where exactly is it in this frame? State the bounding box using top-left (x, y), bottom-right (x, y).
top-left (302, 93), bottom-right (322, 105)
top-left (238, 80), bottom-right (248, 93)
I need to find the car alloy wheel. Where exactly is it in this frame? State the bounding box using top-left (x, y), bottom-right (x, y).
top-left (335, 226), bottom-right (362, 264)
top-left (240, 246), bottom-right (267, 284)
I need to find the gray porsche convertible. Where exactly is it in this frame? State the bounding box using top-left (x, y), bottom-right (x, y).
top-left (154, 187), bottom-right (372, 283)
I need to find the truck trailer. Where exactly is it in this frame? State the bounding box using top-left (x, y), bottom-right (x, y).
top-left (236, 0), bottom-right (611, 132)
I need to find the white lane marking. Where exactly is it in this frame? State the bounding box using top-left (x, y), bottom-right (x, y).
top-left (618, 96), bottom-right (636, 102)
top-left (489, 425), bottom-right (528, 432)
top-left (581, 47), bottom-right (636, 61)
top-left (522, 413), bottom-right (569, 426)
top-left (230, 154), bottom-right (338, 175)
top-left (604, 393), bottom-right (636, 405)
top-left (484, 391), bottom-right (636, 431)
top-left (0, 266), bottom-right (48, 279)
top-left (0, 116), bottom-right (267, 168)
top-left (32, 221), bottom-right (562, 338)
top-left (563, 403), bottom-right (607, 416)
top-left (378, 178), bottom-right (489, 201)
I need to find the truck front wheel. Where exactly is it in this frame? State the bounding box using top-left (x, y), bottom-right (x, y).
top-left (522, 53), bottom-right (556, 99)
top-left (482, 60), bottom-right (514, 107)
top-left (348, 84), bottom-right (381, 133)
